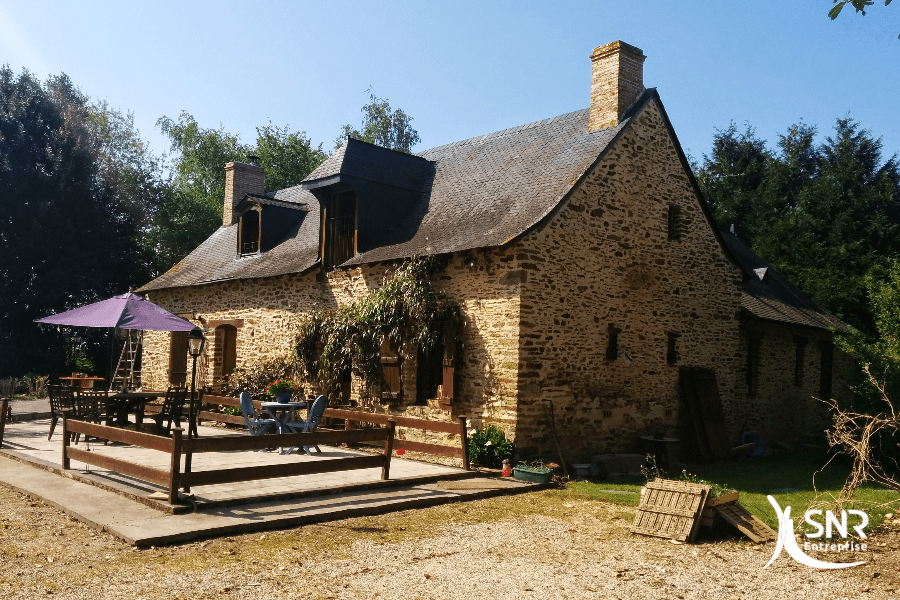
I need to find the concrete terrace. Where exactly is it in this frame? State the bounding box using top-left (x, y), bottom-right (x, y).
top-left (0, 402), bottom-right (547, 546)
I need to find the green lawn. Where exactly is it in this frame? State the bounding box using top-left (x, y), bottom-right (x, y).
top-left (564, 447), bottom-right (900, 531)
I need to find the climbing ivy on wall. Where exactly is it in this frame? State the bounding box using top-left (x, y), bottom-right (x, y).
top-left (295, 256), bottom-right (461, 404)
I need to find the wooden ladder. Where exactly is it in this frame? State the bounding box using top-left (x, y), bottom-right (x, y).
top-left (110, 330), bottom-right (142, 391)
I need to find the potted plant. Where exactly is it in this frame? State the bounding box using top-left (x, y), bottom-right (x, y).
top-left (513, 462), bottom-right (554, 483)
top-left (467, 425), bottom-right (514, 468)
top-left (265, 379), bottom-right (301, 403)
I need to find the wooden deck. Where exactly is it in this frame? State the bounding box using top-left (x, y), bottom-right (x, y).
top-left (1, 418), bottom-right (465, 508)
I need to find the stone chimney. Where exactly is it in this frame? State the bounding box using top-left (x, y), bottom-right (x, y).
top-left (589, 41), bottom-right (646, 131)
top-left (222, 161), bottom-right (265, 227)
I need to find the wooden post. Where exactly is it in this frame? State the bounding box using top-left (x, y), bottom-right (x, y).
top-left (61, 412), bottom-right (71, 470)
top-left (458, 416), bottom-right (470, 471)
top-left (169, 427), bottom-right (183, 504)
top-left (183, 440), bottom-right (193, 494)
top-left (0, 398), bottom-right (8, 449)
top-left (381, 419), bottom-right (396, 480)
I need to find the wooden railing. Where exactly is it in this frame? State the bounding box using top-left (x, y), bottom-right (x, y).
top-left (324, 408), bottom-right (470, 470)
top-left (61, 413), bottom-right (396, 505)
top-left (199, 396), bottom-right (470, 470)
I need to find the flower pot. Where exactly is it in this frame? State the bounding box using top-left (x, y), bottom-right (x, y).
top-left (513, 467), bottom-right (553, 483)
top-left (274, 391), bottom-right (292, 403)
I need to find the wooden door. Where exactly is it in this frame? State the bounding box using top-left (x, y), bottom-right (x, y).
top-left (168, 331), bottom-right (188, 385)
top-left (221, 326), bottom-right (237, 380)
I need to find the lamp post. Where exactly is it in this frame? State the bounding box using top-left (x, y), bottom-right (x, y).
top-left (186, 328), bottom-right (205, 439)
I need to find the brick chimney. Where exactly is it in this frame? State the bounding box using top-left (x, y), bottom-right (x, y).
top-left (222, 160), bottom-right (264, 227)
top-left (589, 41), bottom-right (646, 131)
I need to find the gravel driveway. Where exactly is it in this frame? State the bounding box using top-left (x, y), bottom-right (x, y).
top-left (0, 484), bottom-right (896, 599)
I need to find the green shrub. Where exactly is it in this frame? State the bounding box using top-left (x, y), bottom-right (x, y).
top-left (222, 356), bottom-right (299, 398)
top-left (468, 425), bottom-right (513, 468)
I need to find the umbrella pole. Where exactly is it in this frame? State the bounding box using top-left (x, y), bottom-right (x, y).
top-left (107, 329), bottom-right (116, 392)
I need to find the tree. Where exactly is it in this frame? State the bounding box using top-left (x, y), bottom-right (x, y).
top-left (698, 116), bottom-right (900, 331)
top-left (696, 122), bottom-right (771, 241)
top-left (829, 0), bottom-right (898, 38)
top-left (335, 88), bottom-right (421, 153)
top-left (829, 259), bottom-right (900, 499)
top-left (0, 67), bottom-right (159, 376)
top-left (255, 122), bottom-right (328, 192)
top-left (157, 111), bottom-right (251, 214)
top-left (153, 113), bottom-right (327, 274)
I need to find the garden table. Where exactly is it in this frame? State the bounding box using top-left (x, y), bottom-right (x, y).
top-left (60, 376), bottom-right (105, 390)
top-left (261, 401), bottom-right (307, 455)
top-left (107, 390), bottom-right (165, 428)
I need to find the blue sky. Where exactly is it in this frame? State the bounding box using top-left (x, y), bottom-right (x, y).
top-left (1, 1), bottom-right (898, 170)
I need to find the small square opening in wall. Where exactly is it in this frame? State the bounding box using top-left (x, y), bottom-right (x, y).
top-left (666, 331), bottom-right (680, 365)
top-left (606, 324), bottom-right (622, 361)
top-left (667, 205), bottom-right (681, 240)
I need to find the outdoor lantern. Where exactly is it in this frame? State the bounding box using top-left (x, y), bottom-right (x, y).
top-left (186, 327), bottom-right (206, 442)
top-left (187, 328), bottom-right (205, 357)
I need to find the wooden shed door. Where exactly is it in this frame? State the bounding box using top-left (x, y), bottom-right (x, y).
top-left (679, 367), bottom-right (731, 462)
top-left (379, 338), bottom-right (401, 400)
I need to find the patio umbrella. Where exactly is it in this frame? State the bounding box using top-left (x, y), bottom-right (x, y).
top-left (35, 292), bottom-right (196, 331)
top-left (36, 292), bottom-right (199, 393)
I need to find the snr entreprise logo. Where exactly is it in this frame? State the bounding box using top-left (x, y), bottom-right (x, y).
top-left (764, 495), bottom-right (869, 569)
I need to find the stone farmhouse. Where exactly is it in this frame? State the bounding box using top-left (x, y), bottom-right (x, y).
top-left (138, 41), bottom-right (848, 460)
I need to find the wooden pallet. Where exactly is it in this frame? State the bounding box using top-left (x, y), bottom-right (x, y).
top-left (713, 501), bottom-right (777, 543)
top-left (631, 479), bottom-right (710, 542)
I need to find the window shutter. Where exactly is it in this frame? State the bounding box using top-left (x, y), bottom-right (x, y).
top-left (440, 324), bottom-right (456, 404)
top-left (379, 338), bottom-right (402, 400)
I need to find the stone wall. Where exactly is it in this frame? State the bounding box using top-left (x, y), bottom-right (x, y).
top-left (513, 98), bottom-right (745, 459)
top-left (735, 319), bottom-right (852, 445)
top-left (143, 249), bottom-right (524, 439)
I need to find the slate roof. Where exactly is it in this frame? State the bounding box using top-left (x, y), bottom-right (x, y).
top-left (304, 138), bottom-right (434, 193)
top-left (720, 232), bottom-right (846, 331)
top-left (139, 186), bottom-right (319, 290)
top-left (140, 90), bottom-right (651, 291)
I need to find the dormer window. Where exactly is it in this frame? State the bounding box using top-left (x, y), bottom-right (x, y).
top-left (322, 191), bottom-right (357, 268)
top-left (239, 208), bottom-right (260, 256)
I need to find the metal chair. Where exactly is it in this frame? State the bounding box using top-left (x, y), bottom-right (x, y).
top-left (47, 385), bottom-right (76, 440)
top-left (286, 395), bottom-right (327, 456)
top-left (73, 389), bottom-right (110, 444)
top-left (150, 387), bottom-right (188, 436)
top-left (240, 392), bottom-right (276, 437)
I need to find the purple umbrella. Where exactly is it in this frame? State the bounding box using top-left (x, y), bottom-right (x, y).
top-left (35, 292), bottom-right (196, 331)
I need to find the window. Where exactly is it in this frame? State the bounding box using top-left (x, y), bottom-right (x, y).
top-left (416, 325), bottom-right (456, 405)
top-left (238, 209), bottom-right (260, 255)
top-left (819, 342), bottom-right (834, 399)
top-left (746, 336), bottom-right (760, 395)
top-left (666, 331), bottom-right (680, 365)
top-left (168, 331), bottom-right (188, 385)
top-left (322, 191), bottom-right (357, 269)
top-left (794, 336), bottom-right (807, 386)
top-left (606, 324), bottom-right (621, 361)
top-left (667, 205), bottom-right (681, 240)
top-left (337, 365), bottom-right (352, 404)
top-left (416, 342), bottom-right (443, 405)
